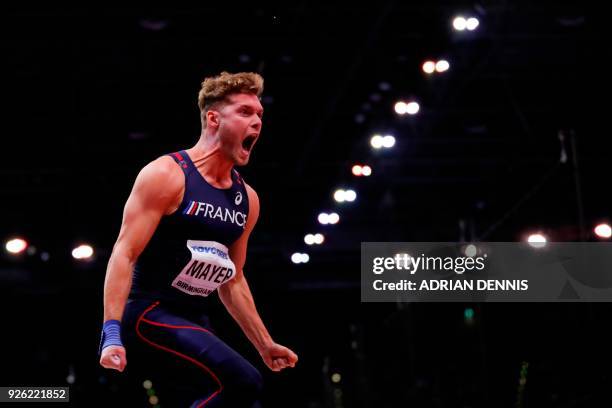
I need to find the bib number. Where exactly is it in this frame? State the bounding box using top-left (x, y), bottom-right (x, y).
top-left (171, 240), bottom-right (236, 297)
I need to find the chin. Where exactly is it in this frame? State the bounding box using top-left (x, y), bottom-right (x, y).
top-left (235, 156), bottom-right (250, 166)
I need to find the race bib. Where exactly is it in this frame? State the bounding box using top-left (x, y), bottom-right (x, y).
top-left (171, 240), bottom-right (236, 297)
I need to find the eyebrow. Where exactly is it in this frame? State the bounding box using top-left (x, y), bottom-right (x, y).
top-left (239, 104), bottom-right (264, 115)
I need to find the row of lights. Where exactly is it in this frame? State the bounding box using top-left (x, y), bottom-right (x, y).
top-left (291, 12), bottom-right (480, 264)
top-left (422, 59), bottom-right (450, 74)
top-left (5, 237), bottom-right (94, 261)
top-left (291, 11), bottom-right (479, 263)
top-left (452, 16), bottom-right (480, 31)
top-left (396, 223), bottom-right (612, 262)
top-left (524, 223), bottom-right (612, 248)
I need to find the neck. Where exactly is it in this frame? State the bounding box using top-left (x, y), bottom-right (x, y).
top-left (186, 131), bottom-right (234, 188)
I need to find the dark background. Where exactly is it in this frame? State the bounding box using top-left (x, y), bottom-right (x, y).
top-left (1, 2), bottom-right (610, 407)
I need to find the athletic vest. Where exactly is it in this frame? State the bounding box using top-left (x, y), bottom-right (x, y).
top-left (129, 150), bottom-right (249, 304)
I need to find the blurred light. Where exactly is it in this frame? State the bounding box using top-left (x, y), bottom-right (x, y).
top-left (527, 233), bottom-right (547, 248)
top-left (334, 189), bottom-right (346, 202)
top-left (66, 374), bottom-right (76, 384)
top-left (595, 223), bottom-right (612, 239)
top-left (344, 189), bottom-right (357, 202)
top-left (361, 165), bottom-right (372, 176)
top-left (394, 253), bottom-right (413, 268)
top-left (72, 244), bottom-right (94, 260)
top-left (6, 238), bottom-right (28, 254)
top-left (406, 102), bottom-right (420, 115)
top-left (466, 17), bottom-right (480, 31)
top-left (149, 395), bottom-right (159, 405)
top-left (143, 380), bottom-right (153, 390)
top-left (453, 16), bottom-right (467, 31)
top-left (41, 252), bottom-right (50, 262)
top-left (319, 212), bottom-right (340, 225)
top-left (370, 134), bottom-right (384, 149)
top-left (464, 244), bottom-right (477, 257)
top-left (304, 234), bottom-right (315, 245)
top-left (422, 60), bottom-right (436, 74)
top-left (314, 233), bottom-right (325, 244)
top-left (464, 307), bottom-right (475, 320)
top-left (352, 165), bottom-right (363, 176)
top-left (318, 212), bottom-right (330, 224)
top-left (379, 81), bottom-right (391, 91)
top-left (382, 135), bottom-right (396, 148)
top-left (331, 373), bottom-right (342, 383)
top-left (291, 253), bottom-right (309, 264)
top-left (394, 101), bottom-right (408, 115)
top-left (328, 213), bottom-right (340, 224)
top-left (435, 60), bottom-right (450, 73)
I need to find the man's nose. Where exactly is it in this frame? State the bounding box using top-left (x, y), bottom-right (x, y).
top-left (251, 117), bottom-right (262, 132)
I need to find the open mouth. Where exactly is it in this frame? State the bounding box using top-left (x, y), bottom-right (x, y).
top-left (242, 134), bottom-right (257, 152)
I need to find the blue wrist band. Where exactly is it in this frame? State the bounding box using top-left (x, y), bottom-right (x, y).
top-left (99, 319), bottom-right (123, 355)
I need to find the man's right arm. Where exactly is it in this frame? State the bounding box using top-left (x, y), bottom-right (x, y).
top-left (100, 156), bottom-right (182, 370)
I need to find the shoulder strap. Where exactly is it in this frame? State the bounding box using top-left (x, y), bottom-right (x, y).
top-left (167, 151), bottom-right (190, 175)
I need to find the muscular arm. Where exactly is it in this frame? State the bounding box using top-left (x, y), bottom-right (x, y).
top-left (219, 185), bottom-right (272, 350)
top-left (219, 184), bottom-right (297, 371)
top-left (103, 156), bottom-right (183, 322)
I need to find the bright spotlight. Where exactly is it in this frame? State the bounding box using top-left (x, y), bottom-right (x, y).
top-left (453, 16), bottom-right (467, 31)
top-left (370, 134), bottom-right (384, 149)
top-left (435, 60), bottom-right (450, 73)
top-left (464, 244), bottom-right (477, 257)
top-left (527, 233), bottom-right (547, 248)
top-left (406, 102), bottom-right (420, 115)
top-left (5, 237), bottom-right (28, 254)
top-left (595, 223), bottom-right (612, 239)
top-left (394, 101), bottom-right (408, 115)
top-left (334, 189), bottom-right (346, 203)
top-left (352, 165), bottom-right (362, 176)
top-left (344, 189), bottom-right (357, 202)
top-left (291, 253), bottom-right (309, 264)
top-left (466, 17), bottom-right (479, 31)
top-left (304, 234), bottom-right (315, 245)
top-left (328, 213), bottom-right (340, 224)
top-left (314, 233), bottom-right (325, 244)
top-left (382, 135), bottom-right (396, 148)
top-left (361, 165), bottom-right (372, 176)
top-left (422, 60), bottom-right (436, 74)
top-left (72, 244), bottom-right (94, 260)
top-left (318, 213), bottom-right (330, 225)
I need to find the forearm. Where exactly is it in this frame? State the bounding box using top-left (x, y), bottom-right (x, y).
top-left (103, 249), bottom-right (134, 322)
top-left (219, 275), bottom-right (273, 353)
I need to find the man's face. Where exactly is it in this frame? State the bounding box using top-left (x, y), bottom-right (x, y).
top-left (214, 93), bottom-right (263, 166)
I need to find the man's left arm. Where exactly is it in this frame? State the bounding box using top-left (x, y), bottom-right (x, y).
top-left (219, 183), bottom-right (298, 372)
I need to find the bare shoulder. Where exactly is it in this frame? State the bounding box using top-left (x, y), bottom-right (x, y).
top-left (244, 182), bottom-right (259, 206)
top-left (137, 156), bottom-right (183, 188)
top-left (131, 155), bottom-right (184, 212)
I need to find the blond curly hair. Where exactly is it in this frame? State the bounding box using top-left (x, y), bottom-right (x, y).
top-left (198, 71), bottom-right (264, 115)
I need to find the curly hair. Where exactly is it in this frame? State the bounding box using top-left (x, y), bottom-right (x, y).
top-left (198, 71), bottom-right (264, 114)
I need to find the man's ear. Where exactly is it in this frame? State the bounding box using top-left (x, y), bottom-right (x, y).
top-left (206, 110), bottom-right (220, 128)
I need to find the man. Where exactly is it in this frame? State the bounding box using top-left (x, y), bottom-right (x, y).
top-left (99, 71), bottom-right (298, 407)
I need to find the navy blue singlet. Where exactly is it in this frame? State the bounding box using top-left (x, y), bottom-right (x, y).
top-left (129, 150), bottom-right (250, 305)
